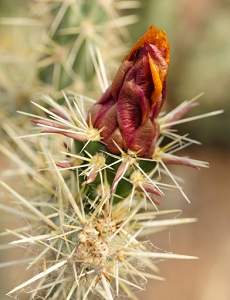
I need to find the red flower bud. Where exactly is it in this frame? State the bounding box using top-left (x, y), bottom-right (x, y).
top-left (87, 25), bottom-right (170, 158)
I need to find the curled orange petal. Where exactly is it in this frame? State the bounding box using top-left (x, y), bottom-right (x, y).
top-left (124, 24), bottom-right (170, 65)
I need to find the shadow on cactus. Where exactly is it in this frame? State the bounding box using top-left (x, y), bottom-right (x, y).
top-left (0, 25), bottom-right (223, 299)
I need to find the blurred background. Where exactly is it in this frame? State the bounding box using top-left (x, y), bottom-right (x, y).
top-left (0, 0), bottom-right (230, 299)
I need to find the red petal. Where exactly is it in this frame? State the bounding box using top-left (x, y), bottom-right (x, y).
top-left (111, 161), bottom-right (130, 194)
top-left (128, 118), bottom-right (158, 157)
top-left (31, 119), bottom-right (66, 129)
top-left (41, 128), bottom-right (87, 142)
top-left (56, 162), bottom-right (71, 168)
top-left (117, 80), bottom-right (149, 138)
top-left (162, 155), bottom-right (200, 170)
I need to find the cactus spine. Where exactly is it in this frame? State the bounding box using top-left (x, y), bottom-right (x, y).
top-left (0, 1), bottom-right (223, 299)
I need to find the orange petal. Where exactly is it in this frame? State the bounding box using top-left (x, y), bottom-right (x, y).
top-left (148, 55), bottom-right (163, 107)
top-left (124, 24), bottom-right (170, 65)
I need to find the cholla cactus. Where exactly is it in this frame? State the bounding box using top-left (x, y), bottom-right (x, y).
top-left (30, 0), bottom-right (140, 99)
top-left (0, 20), bottom-right (223, 300)
top-left (0, 0), bottom-right (139, 116)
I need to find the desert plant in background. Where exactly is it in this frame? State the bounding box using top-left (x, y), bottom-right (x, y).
top-left (0, 0), bottom-right (139, 117)
top-left (31, 0), bottom-right (141, 99)
top-left (0, 1), bottom-right (223, 299)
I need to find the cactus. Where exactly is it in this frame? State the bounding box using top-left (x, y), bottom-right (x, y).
top-left (30, 0), bottom-right (140, 100)
top-left (0, 0), bottom-right (139, 117)
top-left (0, 2), bottom-right (223, 300)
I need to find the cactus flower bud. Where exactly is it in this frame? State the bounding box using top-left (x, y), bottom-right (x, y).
top-left (88, 25), bottom-right (170, 158)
